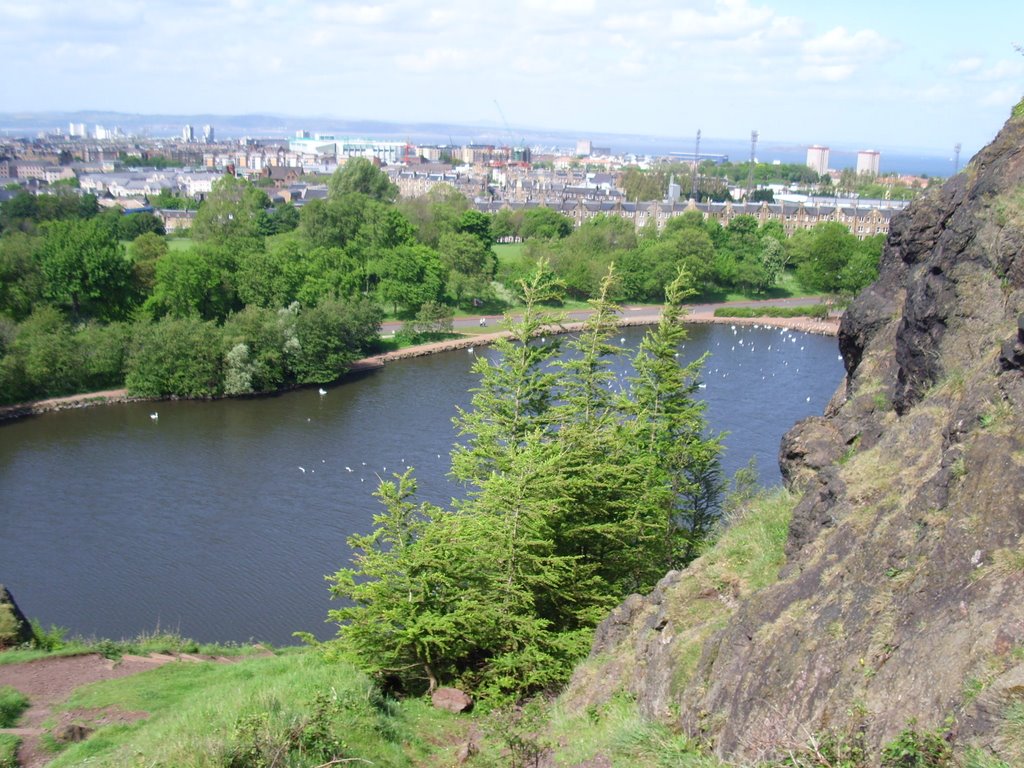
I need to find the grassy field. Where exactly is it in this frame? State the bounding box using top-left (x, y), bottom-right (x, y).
top-left (42, 650), bottom-right (461, 768)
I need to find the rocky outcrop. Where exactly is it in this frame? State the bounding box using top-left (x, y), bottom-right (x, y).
top-left (0, 584), bottom-right (34, 648)
top-left (563, 102), bottom-right (1024, 764)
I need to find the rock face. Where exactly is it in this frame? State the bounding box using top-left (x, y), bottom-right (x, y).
top-left (0, 584), bottom-right (34, 648)
top-left (564, 103), bottom-right (1024, 764)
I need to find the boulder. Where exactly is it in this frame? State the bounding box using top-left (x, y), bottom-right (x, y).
top-left (431, 686), bottom-right (473, 713)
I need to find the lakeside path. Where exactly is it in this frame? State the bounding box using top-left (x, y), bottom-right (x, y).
top-left (0, 298), bottom-right (840, 421)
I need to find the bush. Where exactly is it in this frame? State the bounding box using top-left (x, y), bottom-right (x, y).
top-left (0, 685), bottom-right (29, 728)
top-left (880, 723), bottom-right (952, 767)
top-left (713, 304), bottom-right (830, 319)
top-left (125, 316), bottom-right (224, 397)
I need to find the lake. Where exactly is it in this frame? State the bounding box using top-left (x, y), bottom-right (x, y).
top-left (0, 322), bottom-right (844, 645)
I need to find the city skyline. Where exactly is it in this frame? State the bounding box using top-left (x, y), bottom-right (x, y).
top-left (2, 0), bottom-right (1022, 157)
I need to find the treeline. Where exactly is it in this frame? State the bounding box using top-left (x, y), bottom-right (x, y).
top-left (0, 157), bottom-right (881, 405)
top-left (619, 161), bottom-right (824, 202)
top-left (495, 207), bottom-right (883, 302)
top-left (324, 265), bottom-right (723, 701)
top-left (0, 159), bottom-right (501, 405)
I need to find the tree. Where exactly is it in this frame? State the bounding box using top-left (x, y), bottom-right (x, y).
top-left (626, 270), bottom-right (723, 566)
top-left (127, 232), bottom-right (168, 300)
top-left (373, 243), bottom-right (445, 315)
top-left (191, 175), bottom-right (271, 245)
top-left (0, 231), bottom-right (44, 321)
top-left (328, 158), bottom-right (398, 203)
top-left (145, 247), bottom-right (223, 319)
top-left (456, 210), bottom-right (493, 246)
top-left (288, 298), bottom-right (382, 384)
top-left (38, 218), bottom-right (132, 320)
top-left (796, 222), bottom-right (860, 293)
top-left (438, 231), bottom-right (496, 308)
top-left (221, 305), bottom-right (292, 393)
top-left (520, 207), bottom-right (573, 240)
top-left (125, 316), bottom-right (224, 397)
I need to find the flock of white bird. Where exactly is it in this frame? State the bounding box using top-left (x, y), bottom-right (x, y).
top-left (148, 323), bottom-right (837, 480)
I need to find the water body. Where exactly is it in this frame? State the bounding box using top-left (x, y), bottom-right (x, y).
top-left (0, 323), bottom-right (843, 646)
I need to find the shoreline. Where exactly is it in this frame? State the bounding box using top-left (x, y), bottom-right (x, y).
top-left (0, 309), bottom-right (840, 422)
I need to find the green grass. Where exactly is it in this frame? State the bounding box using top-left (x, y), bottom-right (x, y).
top-left (166, 237), bottom-right (194, 252)
top-left (0, 734), bottom-right (20, 768)
top-left (494, 241), bottom-right (525, 265)
top-left (541, 693), bottom-right (721, 767)
top-left (0, 630), bottom-right (271, 667)
top-left (713, 304), bottom-right (830, 319)
top-left (46, 650), bottom-right (457, 767)
top-left (0, 685), bottom-right (29, 728)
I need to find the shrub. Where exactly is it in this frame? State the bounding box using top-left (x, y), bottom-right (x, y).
top-left (0, 686), bottom-right (29, 728)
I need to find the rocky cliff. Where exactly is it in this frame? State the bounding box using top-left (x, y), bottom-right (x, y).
top-left (563, 103), bottom-right (1024, 764)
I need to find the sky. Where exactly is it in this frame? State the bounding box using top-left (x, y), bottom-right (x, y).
top-left (1, 0), bottom-right (1022, 156)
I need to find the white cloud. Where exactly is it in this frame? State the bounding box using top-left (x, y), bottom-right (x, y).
top-left (395, 47), bottom-right (468, 73)
top-left (803, 26), bottom-right (895, 59)
top-left (602, 13), bottom-right (655, 32)
top-left (979, 86), bottom-right (1023, 108)
top-left (948, 56), bottom-right (983, 75)
top-left (53, 42), bottom-right (119, 62)
top-left (796, 63), bottom-right (855, 83)
top-left (520, 0), bottom-right (594, 14)
top-left (971, 59), bottom-right (1024, 82)
top-left (311, 3), bottom-right (392, 25)
top-left (670, 0), bottom-right (775, 40)
top-left (798, 26), bottom-right (897, 83)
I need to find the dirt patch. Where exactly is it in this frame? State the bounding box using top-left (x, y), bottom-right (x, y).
top-left (0, 653), bottom-right (188, 767)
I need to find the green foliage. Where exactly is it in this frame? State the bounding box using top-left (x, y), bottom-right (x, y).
top-left (328, 157), bottom-right (399, 203)
top-left (192, 175), bottom-right (272, 246)
top-left (520, 207), bottom-right (573, 240)
top-left (399, 300), bottom-right (454, 343)
top-left (880, 722), bottom-right (953, 767)
top-left (0, 734), bottom-right (19, 768)
top-left (713, 304), bottom-right (830, 319)
top-left (289, 297), bottom-right (382, 384)
top-left (30, 619), bottom-right (68, 652)
top-left (45, 651), bottom-right (445, 767)
top-left (795, 222), bottom-right (881, 295)
top-left (125, 316), bottom-right (225, 397)
top-left (38, 217), bottom-right (133, 320)
top-left (329, 262), bottom-right (721, 700)
top-left (0, 685), bottom-right (29, 728)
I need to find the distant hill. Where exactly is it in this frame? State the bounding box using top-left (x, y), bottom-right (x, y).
top-left (0, 110), bottom-right (954, 176)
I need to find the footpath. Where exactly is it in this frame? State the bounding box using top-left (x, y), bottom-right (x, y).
top-left (0, 302), bottom-right (840, 421)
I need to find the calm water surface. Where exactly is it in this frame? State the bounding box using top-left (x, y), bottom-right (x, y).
top-left (0, 323), bottom-right (843, 645)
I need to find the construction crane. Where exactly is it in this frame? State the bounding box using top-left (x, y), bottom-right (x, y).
top-left (494, 99), bottom-right (528, 165)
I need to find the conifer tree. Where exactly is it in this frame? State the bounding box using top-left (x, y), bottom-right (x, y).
top-left (627, 268), bottom-right (724, 567)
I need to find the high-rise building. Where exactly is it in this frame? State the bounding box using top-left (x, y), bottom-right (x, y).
top-left (857, 149), bottom-right (881, 176)
top-left (203, 124), bottom-right (215, 143)
top-left (806, 145), bottom-right (830, 176)
top-left (182, 124), bottom-right (194, 142)
top-left (576, 139), bottom-right (592, 157)
top-left (69, 122), bottom-right (87, 138)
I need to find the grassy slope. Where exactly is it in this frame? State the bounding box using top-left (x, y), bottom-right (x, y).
top-left (43, 650), bottom-right (460, 768)
top-left (540, 488), bottom-right (797, 767)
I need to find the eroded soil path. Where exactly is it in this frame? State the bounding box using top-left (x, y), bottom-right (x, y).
top-left (0, 652), bottom-right (224, 767)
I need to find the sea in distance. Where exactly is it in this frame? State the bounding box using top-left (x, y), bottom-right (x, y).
top-left (0, 323), bottom-right (843, 646)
